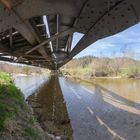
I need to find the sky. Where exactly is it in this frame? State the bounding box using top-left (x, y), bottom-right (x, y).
top-left (72, 23), bottom-right (140, 60)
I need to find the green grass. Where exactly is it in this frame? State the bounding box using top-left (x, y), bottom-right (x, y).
top-left (0, 71), bottom-right (46, 139)
top-left (0, 103), bottom-right (16, 131)
top-left (24, 127), bottom-right (40, 139)
top-left (0, 71), bottom-right (24, 101)
top-left (0, 72), bottom-right (24, 132)
top-left (28, 116), bottom-right (37, 125)
top-left (0, 72), bottom-right (11, 84)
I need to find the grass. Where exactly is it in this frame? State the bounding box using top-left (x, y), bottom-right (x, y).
top-left (0, 72), bottom-right (11, 84)
top-left (0, 72), bottom-right (23, 132)
top-left (0, 71), bottom-right (46, 140)
top-left (24, 127), bottom-right (40, 139)
top-left (28, 116), bottom-right (37, 125)
top-left (0, 104), bottom-right (16, 131)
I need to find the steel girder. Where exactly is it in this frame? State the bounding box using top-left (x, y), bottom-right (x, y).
top-left (0, 0), bottom-right (140, 69)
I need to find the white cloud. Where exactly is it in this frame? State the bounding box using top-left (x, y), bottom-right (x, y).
top-left (73, 22), bottom-right (140, 59)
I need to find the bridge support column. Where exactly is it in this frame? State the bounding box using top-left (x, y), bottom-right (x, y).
top-left (50, 70), bottom-right (59, 75)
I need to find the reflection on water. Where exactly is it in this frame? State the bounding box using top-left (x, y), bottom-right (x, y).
top-left (62, 78), bottom-right (140, 140)
top-left (14, 75), bottom-right (140, 140)
top-left (75, 78), bottom-right (140, 114)
top-left (14, 75), bottom-right (48, 99)
top-left (27, 76), bottom-right (73, 140)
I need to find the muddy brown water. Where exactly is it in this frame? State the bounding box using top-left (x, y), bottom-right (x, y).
top-left (14, 75), bottom-right (140, 140)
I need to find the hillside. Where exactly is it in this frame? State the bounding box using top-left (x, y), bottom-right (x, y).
top-left (61, 56), bottom-right (140, 78)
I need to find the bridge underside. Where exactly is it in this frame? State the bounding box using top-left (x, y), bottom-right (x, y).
top-left (0, 0), bottom-right (140, 69)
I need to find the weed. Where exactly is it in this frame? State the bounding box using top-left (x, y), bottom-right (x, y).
top-left (28, 116), bottom-right (37, 125)
top-left (0, 103), bottom-right (16, 131)
top-left (24, 127), bottom-right (40, 139)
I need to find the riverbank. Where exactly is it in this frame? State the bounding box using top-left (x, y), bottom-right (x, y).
top-left (61, 56), bottom-right (140, 79)
top-left (0, 72), bottom-right (50, 140)
top-left (61, 73), bottom-right (140, 87)
top-left (60, 69), bottom-right (140, 80)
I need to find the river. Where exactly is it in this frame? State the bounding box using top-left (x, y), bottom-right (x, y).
top-left (14, 75), bottom-right (140, 140)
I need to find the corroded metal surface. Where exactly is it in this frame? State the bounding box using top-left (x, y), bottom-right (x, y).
top-left (0, 0), bottom-right (140, 69)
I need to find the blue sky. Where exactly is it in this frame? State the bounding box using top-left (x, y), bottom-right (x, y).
top-left (72, 23), bottom-right (140, 60)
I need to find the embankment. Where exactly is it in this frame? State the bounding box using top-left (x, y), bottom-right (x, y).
top-left (0, 72), bottom-right (50, 140)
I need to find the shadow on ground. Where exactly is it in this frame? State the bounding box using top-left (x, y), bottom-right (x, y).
top-left (27, 75), bottom-right (73, 140)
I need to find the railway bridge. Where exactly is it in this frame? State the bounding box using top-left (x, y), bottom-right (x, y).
top-left (0, 0), bottom-right (140, 69)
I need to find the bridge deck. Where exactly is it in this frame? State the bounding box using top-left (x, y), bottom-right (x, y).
top-left (0, 0), bottom-right (140, 69)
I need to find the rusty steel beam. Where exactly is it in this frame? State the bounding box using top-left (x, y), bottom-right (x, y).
top-left (56, 14), bottom-right (60, 52)
top-left (0, 56), bottom-right (14, 62)
top-left (14, 21), bottom-right (49, 59)
top-left (0, 0), bottom-right (140, 69)
top-left (25, 28), bottom-right (75, 54)
top-left (9, 28), bottom-right (13, 49)
top-left (0, 0), bottom-right (12, 10)
top-left (65, 33), bottom-right (73, 54)
top-left (0, 43), bottom-right (11, 53)
top-left (58, 0), bottom-right (138, 68)
top-left (0, 0), bottom-right (49, 60)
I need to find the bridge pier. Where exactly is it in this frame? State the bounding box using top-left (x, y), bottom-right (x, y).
top-left (50, 70), bottom-right (59, 75)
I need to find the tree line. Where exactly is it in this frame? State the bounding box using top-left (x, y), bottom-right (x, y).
top-left (61, 56), bottom-right (140, 78)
